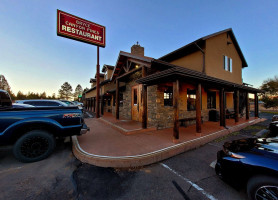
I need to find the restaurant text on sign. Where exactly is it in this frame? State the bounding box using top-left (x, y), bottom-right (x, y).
top-left (57, 10), bottom-right (105, 47)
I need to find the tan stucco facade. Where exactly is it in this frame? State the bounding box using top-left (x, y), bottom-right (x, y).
top-left (205, 33), bottom-right (243, 84)
top-left (169, 33), bottom-right (243, 85)
top-left (170, 51), bottom-right (203, 72)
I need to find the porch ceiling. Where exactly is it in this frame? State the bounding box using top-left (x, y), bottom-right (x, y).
top-left (136, 59), bottom-right (263, 93)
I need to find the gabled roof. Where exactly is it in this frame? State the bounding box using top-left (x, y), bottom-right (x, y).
top-left (101, 64), bottom-right (115, 73)
top-left (159, 28), bottom-right (248, 68)
top-left (90, 78), bottom-right (96, 83)
top-left (111, 51), bottom-right (153, 80)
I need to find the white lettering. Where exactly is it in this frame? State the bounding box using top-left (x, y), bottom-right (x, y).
top-left (67, 27), bottom-right (71, 33)
top-left (62, 25), bottom-right (66, 31)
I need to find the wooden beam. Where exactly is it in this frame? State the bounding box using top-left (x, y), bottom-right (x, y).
top-left (127, 58), bottom-right (151, 68)
top-left (235, 90), bottom-right (239, 122)
top-left (255, 93), bottom-right (259, 118)
top-left (117, 66), bottom-right (142, 80)
top-left (173, 80), bottom-right (179, 141)
top-left (142, 66), bottom-right (147, 129)
top-left (116, 79), bottom-right (119, 119)
top-left (246, 92), bottom-right (249, 120)
top-left (219, 88), bottom-right (226, 127)
top-left (196, 83), bottom-right (202, 133)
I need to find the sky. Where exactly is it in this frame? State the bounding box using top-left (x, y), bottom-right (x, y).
top-left (0, 0), bottom-right (277, 96)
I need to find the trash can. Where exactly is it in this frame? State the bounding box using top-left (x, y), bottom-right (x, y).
top-left (209, 110), bottom-right (219, 122)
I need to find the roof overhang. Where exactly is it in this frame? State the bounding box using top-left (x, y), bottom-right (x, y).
top-left (137, 60), bottom-right (262, 93)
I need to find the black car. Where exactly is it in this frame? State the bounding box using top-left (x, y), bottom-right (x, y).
top-left (215, 137), bottom-right (278, 200)
top-left (269, 120), bottom-right (278, 137)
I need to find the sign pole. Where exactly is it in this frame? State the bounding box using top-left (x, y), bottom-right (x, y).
top-left (96, 46), bottom-right (100, 118)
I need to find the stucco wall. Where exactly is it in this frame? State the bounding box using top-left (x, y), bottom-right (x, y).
top-left (170, 51), bottom-right (203, 72)
top-left (205, 33), bottom-right (243, 84)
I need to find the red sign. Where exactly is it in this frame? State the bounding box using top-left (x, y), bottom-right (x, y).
top-left (57, 10), bottom-right (105, 47)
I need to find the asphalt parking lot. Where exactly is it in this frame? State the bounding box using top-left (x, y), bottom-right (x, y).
top-left (0, 112), bottom-right (273, 200)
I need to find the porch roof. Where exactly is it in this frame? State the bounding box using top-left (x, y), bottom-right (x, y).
top-left (136, 59), bottom-right (263, 93)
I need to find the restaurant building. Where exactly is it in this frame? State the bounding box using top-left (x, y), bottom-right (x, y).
top-left (84, 28), bottom-right (261, 139)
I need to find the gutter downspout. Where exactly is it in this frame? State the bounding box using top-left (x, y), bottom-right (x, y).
top-left (194, 42), bottom-right (206, 74)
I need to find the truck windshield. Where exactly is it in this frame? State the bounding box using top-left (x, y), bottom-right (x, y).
top-left (0, 90), bottom-right (12, 108)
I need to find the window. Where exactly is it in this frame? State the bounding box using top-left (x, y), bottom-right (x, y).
top-left (228, 58), bottom-right (232, 72)
top-left (187, 89), bottom-right (196, 111)
top-left (207, 91), bottom-right (216, 109)
top-left (223, 55), bottom-right (232, 72)
top-left (164, 86), bottom-right (173, 106)
top-left (133, 88), bottom-right (138, 105)
top-left (108, 99), bottom-right (111, 106)
top-left (119, 93), bottom-right (123, 107)
top-left (113, 94), bottom-right (123, 106)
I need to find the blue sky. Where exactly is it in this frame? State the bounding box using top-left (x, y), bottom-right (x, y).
top-left (0, 0), bottom-right (277, 95)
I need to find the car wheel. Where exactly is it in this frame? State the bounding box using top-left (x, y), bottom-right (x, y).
top-left (13, 130), bottom-right (56, 163)
top-left (247, 175), bottom-right (278, 200)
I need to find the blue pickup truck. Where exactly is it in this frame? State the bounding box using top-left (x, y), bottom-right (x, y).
top-left (0, 89), bottom-right (89, 162)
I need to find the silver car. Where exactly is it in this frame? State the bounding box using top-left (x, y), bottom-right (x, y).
top-left (15, 100), bottom-right (68, 107)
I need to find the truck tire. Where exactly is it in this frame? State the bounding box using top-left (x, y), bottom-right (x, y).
top-left (13, 130), bottom-right (56, 163)
top-left (247, 175), bottom-right (278, 200)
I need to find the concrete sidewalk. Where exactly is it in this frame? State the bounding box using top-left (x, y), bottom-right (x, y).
top-left (72, 117), bottom-right (265, 168)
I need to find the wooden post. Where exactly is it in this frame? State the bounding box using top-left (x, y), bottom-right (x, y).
top-left (101, 96), bottom-right (104, 115)
top-left (196, 83), bottom-right (202, 134)
top-left (255, 93), bottom-right (259, 118)
top-left (246, 92), bottom-right (249, 120)
top-left (116, 79), bottom-right (119, 119)
top-left (235, 90), bottom-right (239, 123)
top-left (219, 88), bottom-right (226, 127)
top-left (173, 80), bottom-right (179, 142)
top-left (92, 98), bottom-right (95, 112)
top-left (142, 66), bottom-right (147, 129)
top-left (90, 98), bottom-right (92, 111)
top-left (96, 46), bottom-right (100, 118)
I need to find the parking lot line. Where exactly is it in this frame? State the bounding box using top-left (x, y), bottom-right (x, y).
top-left (0, 166), bottom-right (22, 174)
top-left (210, 160), bottom-right (217, 169)
top-left (160, 163), bottom-right (218, 200)
top-left (86, 112), bottom-right (93, 118)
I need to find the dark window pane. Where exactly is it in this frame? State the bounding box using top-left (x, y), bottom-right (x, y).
top-left (164, 86), bottom-right (173, 106)
top-left (133, 88), bottom-right (137, 105)
top-left (187, 89), bottom-right (196, 111)
top-left (207, 91), bottom-right (216, 109)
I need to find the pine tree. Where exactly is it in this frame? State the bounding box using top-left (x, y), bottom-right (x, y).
top-left (58, 82), bottom-right (73, 100)
top-left (74, 84), bottom-right (83, 100)
top-left (0, 75), bottom-right (11, 91)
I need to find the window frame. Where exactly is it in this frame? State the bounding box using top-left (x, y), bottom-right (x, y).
top-left (164, 86), bottom-right (173, 107)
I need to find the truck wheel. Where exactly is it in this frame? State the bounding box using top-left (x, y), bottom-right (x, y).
top-left (13, 130), bottom-right (55, 163)
top-left (247, 175), bottom-right (278, 200)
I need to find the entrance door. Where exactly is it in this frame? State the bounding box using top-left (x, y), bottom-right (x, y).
top-left (132, 85), bottom-right (142, 122)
